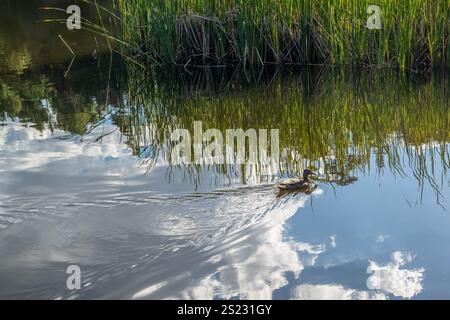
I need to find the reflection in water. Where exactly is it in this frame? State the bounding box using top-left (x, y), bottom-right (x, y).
top-left (1, 64), bottom-right (449, 298)
top-left (2, 61), bottom-right (447, 196)
top-left (0, 121), bottom-right (327, 299)
top-left (83, 65), bottom-right (448, 202)
top-left (292, 284), bottom-right (387, 300)
top-left (0, 119), bottom-right (442, 299)
top-left (292, 251), bottom-right (425, 300)
top-left (0, 122), bottom-right (141, 229)
top-left (151, 189), bottom-right (325, 300)
top-left (291, 253), bottom-right (425, 300)
top-left (367, 252), bottom-right (424, 299)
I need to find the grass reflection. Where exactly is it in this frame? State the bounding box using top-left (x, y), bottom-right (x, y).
top-left (121, 67), bottom-right (448, 199)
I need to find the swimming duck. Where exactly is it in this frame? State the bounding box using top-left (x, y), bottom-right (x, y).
top-left (277, 169), bottom-right (316, 191)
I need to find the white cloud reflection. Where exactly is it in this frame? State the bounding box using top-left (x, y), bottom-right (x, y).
top-left (292, 251), bottom-right (424, 300)
top-left (161, 189), bottom-right (327, 300)
top-left (0, 122), bottom-right (139, 174)
top-left (0, 123), bottom-right (428, 300)
top-left (293, 284), bottom-right (387, 300)
top-left (367, 251), bottom-right (424, 299)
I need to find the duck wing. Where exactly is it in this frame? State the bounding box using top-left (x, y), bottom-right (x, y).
top-left (279, 178), bottom-right (302, 185)
top-left (277, 178), bottom-right (304, 190)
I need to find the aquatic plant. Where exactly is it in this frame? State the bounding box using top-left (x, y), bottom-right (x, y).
top-left (117, 0), bottom-right (450, 69)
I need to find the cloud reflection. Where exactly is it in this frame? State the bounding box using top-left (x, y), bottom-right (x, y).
top-left (0, 122), bottom-right (138, 173)
top-left (367, 251), bottom-right (424, 299)
top-left (164, 189), bottom-right (327, 300)
top-left (0, 123), bottom-right (428, 300)
top-left (293, 284), bottom-right (387, 300)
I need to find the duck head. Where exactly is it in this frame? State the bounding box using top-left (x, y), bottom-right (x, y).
top-left (303, 169), bottom-right (316, 181)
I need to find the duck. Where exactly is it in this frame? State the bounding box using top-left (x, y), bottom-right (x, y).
top-left (277, 169), bottom-right (316, 191)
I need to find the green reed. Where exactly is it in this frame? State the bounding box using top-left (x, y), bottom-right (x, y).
top-left (117, 0), bottom-right (450, 69)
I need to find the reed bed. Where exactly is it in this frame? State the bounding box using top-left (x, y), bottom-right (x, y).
top-left (117, 0), bottom-right (450, 69)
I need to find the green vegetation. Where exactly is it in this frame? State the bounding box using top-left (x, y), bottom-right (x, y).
top-left (117, 0), bottom-right (450, 69)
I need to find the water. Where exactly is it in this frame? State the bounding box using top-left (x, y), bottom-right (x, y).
top-left (0, 1), bottom-right (449, 300)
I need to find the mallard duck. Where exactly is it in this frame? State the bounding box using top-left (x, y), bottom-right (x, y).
top-left (277, 169), bottom-right (316, 191)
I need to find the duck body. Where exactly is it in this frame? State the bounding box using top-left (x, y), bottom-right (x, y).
top-left (277, 178), bottom-right (311, 190)
top-left (277, 169), bottom-right (316, 191)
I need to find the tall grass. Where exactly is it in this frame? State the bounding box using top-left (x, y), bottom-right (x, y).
top-left (117, 0), bottom-right (450, 68)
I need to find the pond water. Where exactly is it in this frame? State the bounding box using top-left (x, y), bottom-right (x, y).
top-left (0, 1), bottom-right (449, 300)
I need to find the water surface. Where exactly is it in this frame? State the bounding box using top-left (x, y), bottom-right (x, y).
top-left (0, 1), bottom-right (449, 300)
